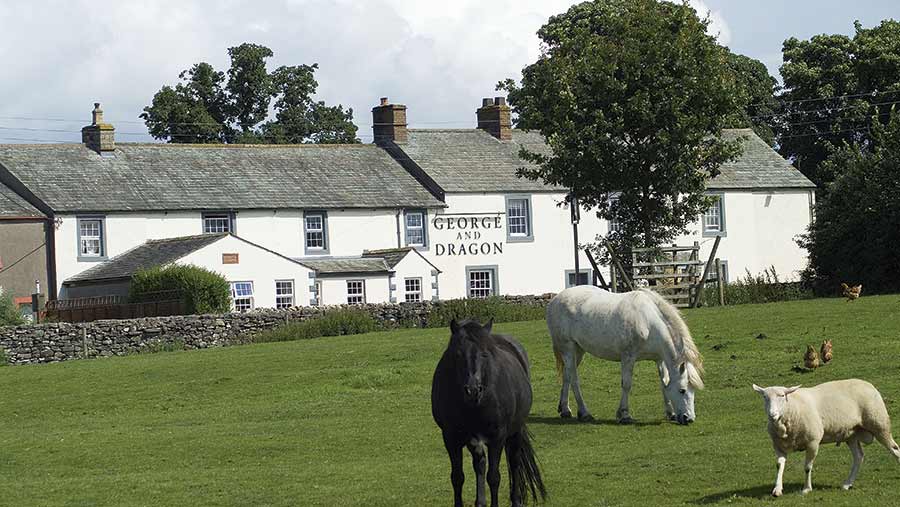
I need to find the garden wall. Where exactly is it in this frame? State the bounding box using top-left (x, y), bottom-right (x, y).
top-left (0, 295), bottom-right (552, 365)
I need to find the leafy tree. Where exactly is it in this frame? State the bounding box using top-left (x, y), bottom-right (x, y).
top-left (225, 43), bottom-right (275, 134)
top-left (141, 44), bottom-right (359, 144)
top-left (0, 287), bottom-right (25, 326)
top-left (725, 52), bottom-right (779, 145)
top-left (500, 0), bottom-right (742, 254)
top-left (798, 109), bottom-right (900, 295)
top-left (778, 20), bottom-right (900, 187)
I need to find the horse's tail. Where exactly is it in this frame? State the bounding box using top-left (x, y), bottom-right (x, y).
top-left (641, 289), bottom-right (705, 389)
top-left (553, 347), bottom-right (564, 382)
top-left (507, 426), bottom-right (547, 505)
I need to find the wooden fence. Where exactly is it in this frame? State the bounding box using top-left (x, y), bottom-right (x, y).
top-left (45, 290), bottom-right (186, 323)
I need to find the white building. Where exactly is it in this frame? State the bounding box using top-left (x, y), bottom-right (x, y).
top-left (0, 99), bottom-right (815, 309)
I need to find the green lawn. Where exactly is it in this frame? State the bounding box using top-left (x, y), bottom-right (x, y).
top-left (2, 296), bottom-right (900, 506)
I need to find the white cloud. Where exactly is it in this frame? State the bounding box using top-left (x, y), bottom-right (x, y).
top-left (0, 0), bottom-right (729, 143)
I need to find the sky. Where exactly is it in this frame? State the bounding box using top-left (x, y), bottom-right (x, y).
top-left (0, 0), bottom-right (896, 144)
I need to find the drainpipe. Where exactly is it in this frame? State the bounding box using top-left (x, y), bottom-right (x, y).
top-left (395, 209), bottom-right (402, 248)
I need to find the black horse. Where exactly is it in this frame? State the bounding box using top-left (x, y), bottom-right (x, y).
top-left (431, 319), bottom-right (546, 507)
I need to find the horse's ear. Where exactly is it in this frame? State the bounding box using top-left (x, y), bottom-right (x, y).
top-left (483, 318), bottom-right (494, 334)
top-left (679, 362), bottom-right (686, 375)
top-left (785, 385), bottom-right (802, 395)
top-left (752, 384), bottom-right (765, 394)
top-left (450, 319), bottom-right (459, 334)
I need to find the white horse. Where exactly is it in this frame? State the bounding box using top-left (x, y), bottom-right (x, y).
top-left (547, 285), bottom-right (704, 425)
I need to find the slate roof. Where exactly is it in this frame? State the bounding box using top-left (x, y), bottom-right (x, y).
top-left (710, 129), bottom-right (816, 189)
top-left (362, 247), bottom-right (442, 272)
top-left (400, 129), bottom-right (557, 193)
top-left (399, 128), bottom-right (814, 192)
top-left (0, 143), bottom-right (445, 213)
top-left (299, 257), bottom-right (391, 275)
top-left (0, 182), bottom-right (42, 218)
top-left (65, 234), bottom-right (228, 283)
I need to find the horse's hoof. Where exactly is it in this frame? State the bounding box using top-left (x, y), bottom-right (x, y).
top-left (559, 410), bottom-right (572, 419)
top-left (666, 413), bottom-right (677, 422)
top-left (772, 488), bottom-right (782, 497)
top-left (618, 417), bottom-right (635, 425)
top-left (842, 483), bottom-right (853, 491)
top-left (577, 412), bottom-right (594, 422)
top-left (801, 487), bottom-right (812, 495)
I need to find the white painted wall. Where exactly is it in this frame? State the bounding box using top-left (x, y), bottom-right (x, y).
top-left (422, 192), bottom-right (607, 300)
top-left (317, 275), bottom-right (390, 306)
top-left (176, 235), bottom-right (312, 309)
top-left (55, 208), bottom-right (404, 295)
top-left (56, 211), bottom-right (200, 294)
top-left (676, 189), bottom-right (813, 282)
top-left (390, 251), bottom-right (440, 302)
top-left (53, 188), bottom-right (812, 302)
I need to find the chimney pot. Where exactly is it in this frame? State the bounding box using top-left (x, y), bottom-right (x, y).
top-left (477, 95), bottom-right (512, 141)
top-left (372, 98), bottom-right (408, 144)
top-left (82, 102), bottom-right (115, 154)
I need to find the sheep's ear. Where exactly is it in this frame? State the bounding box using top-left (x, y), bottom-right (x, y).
top-left (752, 384), bottom-right (765, 394)
top-left (785, 385), bottom-right (802, 395)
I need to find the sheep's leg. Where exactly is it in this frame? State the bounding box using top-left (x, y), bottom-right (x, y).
top-left (616, 354), bottom-right (636, 424)
top-left (843, 437), bottom-right (864, 490)
top-left (772, 449), bottom-right (787, 497)
top-left (656, 360), bottom-right (676, 421)
top-left (802, 444), bottom-right (819, 494)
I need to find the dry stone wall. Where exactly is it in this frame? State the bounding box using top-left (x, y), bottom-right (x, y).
top-left (0, 295), bottom-right (553, 365)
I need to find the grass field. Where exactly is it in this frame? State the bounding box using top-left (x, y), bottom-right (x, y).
top-left (1, 295), bottom-right (900, 506)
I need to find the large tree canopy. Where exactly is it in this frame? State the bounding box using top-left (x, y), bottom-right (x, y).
top-left (141, 43), bottom-right (359, 144)
top-left (777, 20), bottom-right (900, 187)
top-left (725, 52), bottom-right (779, 145)
top-left (798, 110), bottom-right (900, 294)
top-left (501, 0), bottom-right (743, 252)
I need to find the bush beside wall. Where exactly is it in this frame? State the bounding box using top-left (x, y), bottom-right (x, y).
top-left (700, 267), bottom-right (815, 306)
top-left (130, 265), bottom-right (231, 314)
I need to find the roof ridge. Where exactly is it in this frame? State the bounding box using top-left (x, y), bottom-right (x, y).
top-left (146, 233), bottom-right (227, 243)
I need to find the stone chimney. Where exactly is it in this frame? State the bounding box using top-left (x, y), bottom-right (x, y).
top-left (477, 96), bottom-right (512, 141)
top-left (81, 102), bottom-right (115, 154)
top-left (372, 97), bottom-right (408, 144)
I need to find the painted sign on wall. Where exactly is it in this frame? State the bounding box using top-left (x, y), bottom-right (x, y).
top-left (432, 214), bottom-right (504, 256)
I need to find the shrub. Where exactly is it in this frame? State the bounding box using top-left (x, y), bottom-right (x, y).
top-left (425, 297), bottom-right (546, 328)
top-left (701, 266), bottom-right (814, 306)
top-left (130, 265), bottom-right (231, 315)
top-left (250, 308), bottom-right (381, 343)
top-left (0, 287), bottom-right (25, 327)
top-left (798, 113), bottom-right (900, 295)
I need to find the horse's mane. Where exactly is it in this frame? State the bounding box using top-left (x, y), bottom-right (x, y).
top-left (639, 289), bottom-right (705, 389)
top-left (453, 320), bottom-right (530, 375)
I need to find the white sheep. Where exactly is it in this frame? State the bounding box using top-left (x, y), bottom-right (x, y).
top-left (752, 379), bottom-right (900, 496)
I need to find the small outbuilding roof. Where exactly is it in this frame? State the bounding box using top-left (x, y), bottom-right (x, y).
top-left (362, 247), bottom-right (442, 272)
top-left (299, 257), bottom-right (392, 276)
top-left (64, 234), bottom-right (230, 283)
